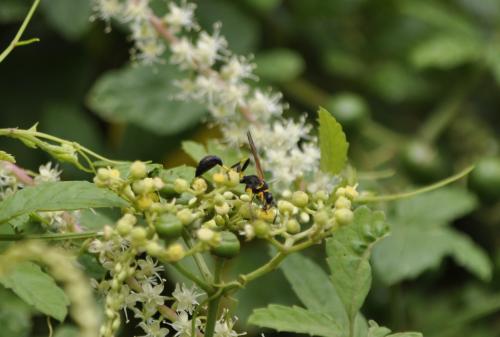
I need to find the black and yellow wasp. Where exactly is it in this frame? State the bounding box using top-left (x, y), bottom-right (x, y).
top-left (195, 131), bottom-right (275, 210)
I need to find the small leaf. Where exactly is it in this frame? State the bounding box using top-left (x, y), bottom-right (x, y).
top-left (182, 141), bottom-right (207, 162)
top-left (326, 206), bottom-right (389, 323)
top-left (160, 165), bottom-right (196, 184)
top-left (0, 262), bottom-right (69, 321)
top-left (367, 320), bottom-right (423, 337)
top-left (318, 107), bottom-right (349, 175)
top-left (280, 252), bottom-right (348, 329)
top-left (0, 286), bottom-right (32, 337)
top-left (410, 34), bottom-right (481, 69)
top-left (0, 181), bottom-right (128, 224)
top-left (248, 304), bottom-right (343, 337)
top-left (41, 0), bottom-right (92, 40)
top-left (87, 64), bottom-right (206, 135)
top-left (255, 49), bottom-right (305, 82)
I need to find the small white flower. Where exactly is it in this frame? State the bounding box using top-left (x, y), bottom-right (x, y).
top-left (171, 37), bottom-right (197, 69)
top-left (164, 1), bottom-right (197, 33)
top-left (136, 256), bottom-right (165, 285)
top-left (92, 0), bottom-right (122, 22)
top-left (122, 0), bottom-right (151, 22)
top-left (214, 312), bottom-right (246, 337)
top-left (248, 90), bottom-right (284, 120)
top-left (194, 26), bottom-right (227, 68)
top-left (169, 311), bottom-right (199, 337)
top-left (135, 38), bottom-right (166, 65)
top-left (220, 56), bottom-right (256, 83)
top-left (194, 74), bottom-right (222, 106)
top-left (172, 283), bottom-right (202, 314)
top-left (35, 162), bottom-right (61, 183)
top-left (138, 318), bottom-right (169, 337)
top-left (136, 282), bottom-right (167, 306)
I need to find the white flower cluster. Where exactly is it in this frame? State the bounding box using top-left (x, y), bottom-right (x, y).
top-left (92, 0), bottom-right (333, 192)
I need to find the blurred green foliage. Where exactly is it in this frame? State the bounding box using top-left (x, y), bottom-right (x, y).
top-left (1, 0), bottom-right (500, 336)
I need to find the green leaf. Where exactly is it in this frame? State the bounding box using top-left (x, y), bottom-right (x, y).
top-left (372, 187), bottom-right (489, 285)
top-left (248, 304), bottom-right (343, 337)
top-left (87, 64), bottom-right (206, 135)
top-left (182, 141), bottom-right (207, 162)
top-left (326, 206), bottom-right (389, 323)
top-left (0, 262), bottom-right (69, 321)
top-left (367, 320), bottom-right (423, 337)
top-left (159, 165), bottom-right (196, 184)
top-left (255, 49), bottom-right (305, 82)
top-left (318, 107), bottom-right (349, 175)
top-left (0, 181), bottom-right (128, 224)
top-left (410, 34), bottom-right (481, 70)
top-left (54, 325), bottom-right (79, 337)
top-left (395, 187), bottom-right (477, 227)
top-left (280, 252), bottom-right (348, 328)
top-left (0, 286), bottom-right (32, 337)
top-left (41, 0), bottom-right (91, 40)
top-left (0, 0), bottom-right (30, 23)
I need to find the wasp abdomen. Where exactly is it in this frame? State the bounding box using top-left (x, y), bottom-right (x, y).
top-left (195, 155), bottom-right (223, 177)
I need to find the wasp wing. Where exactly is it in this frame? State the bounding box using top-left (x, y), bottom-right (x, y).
top-left (247, 130), bottom-right (265, 182)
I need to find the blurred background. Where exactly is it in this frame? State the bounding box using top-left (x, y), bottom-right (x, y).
top-left (1, 0), bottom-right (500, 336)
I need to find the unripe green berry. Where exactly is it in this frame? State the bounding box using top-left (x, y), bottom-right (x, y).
top-left (314, 211), bottom-right (329, 227)
top-left (286, 219), bottom-right (301, 234)
top-left (155, 213), bottom-right (183, 239)
top-left (335, 208), bottom-right (354, 226)
top-left (176, 209), bottom-right (194, 225)
top-left (335, 196), bottom-right (351, 209)
top-left (291, 191), bottom-right (309, 207)
top-left (211, 231), bottom-right (240, 258)
top-left (130, 161), bottom-right (147, 179)
top-left (117, 221), bottom-right (133, 236)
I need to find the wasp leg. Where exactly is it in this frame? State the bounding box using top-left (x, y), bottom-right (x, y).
top-left (195, 155), bottom-right (223, 177)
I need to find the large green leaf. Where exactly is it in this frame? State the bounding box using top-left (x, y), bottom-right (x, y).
top-left (182, 141), bottom-right (208, 162)
top-left (367, 320), bottom-right (423, 337)
top-left (0, 286), bottom-right (32, 337)
top-left (87, 64), bottom-right (206, 135)
top-left (318, 107), bottom-right (349, 175)
top-left (280, 252), bottom-right (348, 328)
top-left (326, 207), bottom-right (389, 323)
top-left (0, 262), bottom-right (69, 321)
top-left (373, 187), bottom-right (490, 285)
top-left (41, 0), bottom-right (92, 40)
top-left (248, 304), bottom-right (343, 337)
top-left (0, 181), bottom-right (127, 224)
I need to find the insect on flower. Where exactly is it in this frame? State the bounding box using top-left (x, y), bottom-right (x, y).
top-left (195, 131), bottom-right (275, 210)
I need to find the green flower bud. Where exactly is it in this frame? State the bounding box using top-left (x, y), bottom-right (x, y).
top-left (215, 202), bottom-right (230, 215)
top-left (214, 215), bottom-right (225, 226)
top-left (299, 211), bottom-right (310, 224)
top-left (278, 200), bottom-right (295, 214)
top-left (130, 227), bottom-right (147, 245)
top-left (146, 241), bottom-right (163, 256)
top-left (136, 194), bottom-right (153, 211)
top-left (226, 170), bottom-right (240, 187)
top-left (345, 185), bottom-right (359, 200)
top-left (117, 221), bottom-right (133, 236)
top-left (335, 196), bottom-right (351, 209)
top-left (253, 220), bottom-right (270, 238)
top-left (335, 208), bottom-right (354, 226)
top-left (240, 194), bottom-right (251, 202)
top-left (197, 228), bottom-right (216, 244)
top-left (130, 161), bottom-right (147, 179)
top-left (203, 219), bottom-right (217, 229)
top-left (291, 191), bottom-right (309, 208)
top-left (286, 218), bottom-right (301, 234)
top-left (281, 189), bottom-right (292, 199)
top-left (314, 190), bottom-right (329, 201)
top-left (176, 209), bottom-right (194, 225)
top-left (174, 178), bottom-right (189, 193)
top-left (153, 177), bottom-right (165, 190)
top-left (165, 243), bottom-right (185, 262)
top-left (214, 194), bottom-right (225, 205)
top-left (223, 191), bottom-right (234, 199)
top-left (238, 203), bottom-right (252, 218)
top-left (212, 172), bottom-right (226, 185)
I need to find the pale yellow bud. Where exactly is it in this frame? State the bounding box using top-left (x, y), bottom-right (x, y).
top-left (130, 161), bottom-right (147, 179)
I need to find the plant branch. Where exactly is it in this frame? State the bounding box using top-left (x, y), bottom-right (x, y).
top-left (0, 231), bottom-right (102, 241)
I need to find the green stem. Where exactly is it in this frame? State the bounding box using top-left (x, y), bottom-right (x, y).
top-left (0, 231), bottom-right (101, 241)
top-left (204, 258), bottom-right (225, 337)
top-left (357, 165), bottom-right (474, 203)
top-left (0, 0), bottom-right (40, 63)
top-left (171, 263), bottom-right (213, 293)
top-left (182, 232), bottom-right (213, 282)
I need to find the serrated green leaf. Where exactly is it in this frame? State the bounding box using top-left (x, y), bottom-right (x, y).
top-left (280, 252), bottom-right (348, 329)
top-left (0, 262), bottom-right (69, 321)
top-left (373, 187), bottom-right (488, 284)
top-left (395, 187), bottom-right (477, 227)
top-left (87, 64), bottom-right (206, 135)
top-left (326, 207), bottom-right (389, 323)
top-left (0, 181), bottom-right (128, 225)
top-left (248, 304), bottom-right (343, 337)
top-left (182, 141), bottom-right (207, 162)
top-left (410, 34), bottom-right (481, 69)
top-left (318, 107), bottom-right (349, 175)
top-left (373, 226), bottom-right (491, 285)
top-left (41, 0), bottom-right (91, 40)
top-left (255, 49), bottom-right (305, 82)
